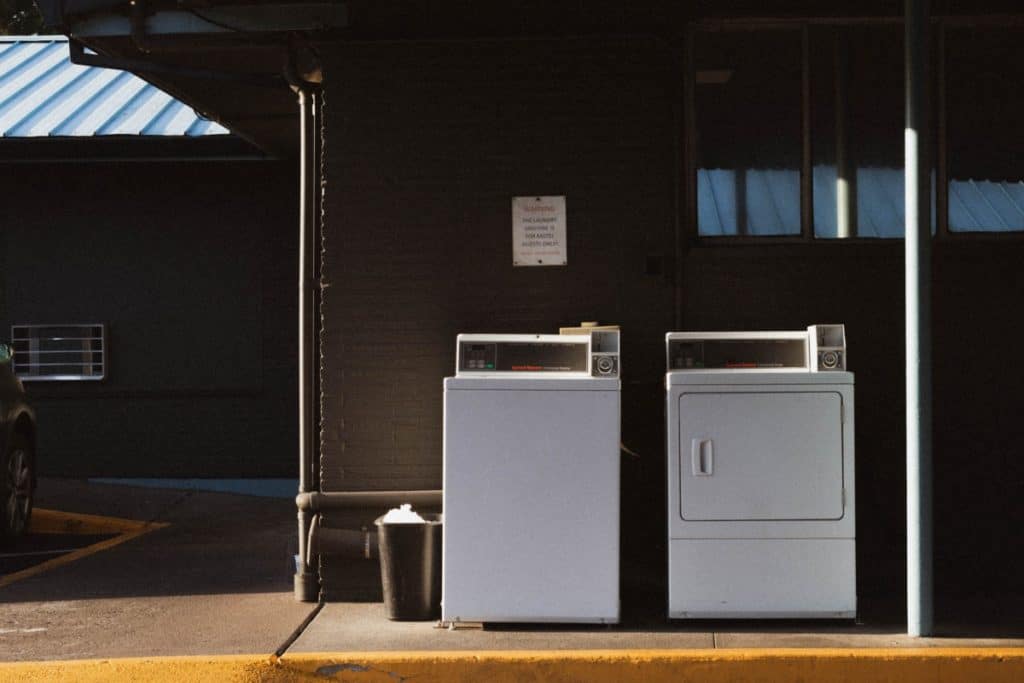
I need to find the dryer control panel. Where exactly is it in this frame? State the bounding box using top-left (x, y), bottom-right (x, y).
top-left (667, 325), bottom-right (846, 373)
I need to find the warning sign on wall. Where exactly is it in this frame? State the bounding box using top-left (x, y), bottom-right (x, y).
top-left (512, 196), bottom-right (567, 267)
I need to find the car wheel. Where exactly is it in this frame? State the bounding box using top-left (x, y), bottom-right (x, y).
top-left (1, 434), bottom-right (33, 542)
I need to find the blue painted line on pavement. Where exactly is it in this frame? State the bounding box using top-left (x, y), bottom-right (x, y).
top-left (88, 478), bottom-right (298, 499)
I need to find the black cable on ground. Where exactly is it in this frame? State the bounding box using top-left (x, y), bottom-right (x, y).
top-left (274, 598), bottom-right (325, 658)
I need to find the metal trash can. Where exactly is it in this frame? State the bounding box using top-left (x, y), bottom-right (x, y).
top-left (375, 513), bottom-right (443, 620)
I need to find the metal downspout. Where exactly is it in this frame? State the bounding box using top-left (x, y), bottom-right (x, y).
top-left (283, 51), bottom-right (443, 596)
top-left (905, 0), bottom-right (933, 637)
top-left (293, 79), bottom-right (321, 603)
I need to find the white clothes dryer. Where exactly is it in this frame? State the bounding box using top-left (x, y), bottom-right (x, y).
top-left (666, 326), bottom-right (856, 619)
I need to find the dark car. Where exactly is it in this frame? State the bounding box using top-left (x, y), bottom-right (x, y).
top-left (0, 343), bottom-right (36, 542)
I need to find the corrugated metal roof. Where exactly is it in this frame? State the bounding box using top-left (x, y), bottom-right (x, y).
top-left (0, 35), bottom-right (229, 138)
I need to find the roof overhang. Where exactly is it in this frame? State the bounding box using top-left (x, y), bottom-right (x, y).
top-left (35, 2), bottom-right (349, 157)
top-left (66, 3), bottom-right (348, 38)
top-left (0, 135), bottom-right (266, 162)
top-left (43, 0), bottom-right (992, 157)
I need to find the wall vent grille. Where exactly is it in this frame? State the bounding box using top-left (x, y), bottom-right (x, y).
top-left (11, 324), bottom-right (106, 381)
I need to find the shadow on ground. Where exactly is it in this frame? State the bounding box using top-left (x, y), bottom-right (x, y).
top-left (0, 478), bottom-right (297, 602)
top-left (3, 478), bottom-right (1022, 651)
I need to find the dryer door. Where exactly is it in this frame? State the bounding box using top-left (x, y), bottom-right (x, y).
top-left (678, 391), bottom-right (844, 521)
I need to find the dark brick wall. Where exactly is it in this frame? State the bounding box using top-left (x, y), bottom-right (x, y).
top-left (0, 160), bottom-right (297, 477)
top-left (318, 38), bottom-right (678, 599)
top-left (684, 242), bottom-right (1024, 600)
top-left (319, 37), bottom-right (1024, 602)
top-left (319, 38), bottom-right (678, 493)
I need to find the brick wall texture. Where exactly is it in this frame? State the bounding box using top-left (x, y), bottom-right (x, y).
top-left (319, 38), bottom-right (1024, 600)
top-left (0, 160), bottom-right (298, 478)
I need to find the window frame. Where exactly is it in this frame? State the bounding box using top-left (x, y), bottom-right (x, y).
top-left (940, 16), bottom-right (1024, 240)
top-left (685, 15), bottom-right (1024, 244)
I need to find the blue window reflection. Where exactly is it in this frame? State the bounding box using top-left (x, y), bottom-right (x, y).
top-left (813, 165), bottom-right (936, 238)
top-left (697, 168), bottom-right (801, 236)
top-left (949, 180), bottom-right (1024, 232)
top-left (695, 29), bottom-right (802, 237)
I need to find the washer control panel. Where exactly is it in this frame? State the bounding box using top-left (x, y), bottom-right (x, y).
top-left (459, 339), bottom-right (588, 373)
top-left (592, 354), bottom-right (618, 377)
top-left (456, 329), bottom-right (620, 378)
top-left (461, 342), bottom-right (497, 371)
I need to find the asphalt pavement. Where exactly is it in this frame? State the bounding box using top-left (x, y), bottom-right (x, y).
top-left (2, 478), bottom-right (1024, 664)
top-left (0, 479), bottom-right (311, 661)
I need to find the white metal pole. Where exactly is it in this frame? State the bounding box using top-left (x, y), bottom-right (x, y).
top-left (905, 0), bottom-right (933, 637)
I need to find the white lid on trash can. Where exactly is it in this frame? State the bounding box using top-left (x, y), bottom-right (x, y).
top-left (379, 503), bottom-right (426, 524)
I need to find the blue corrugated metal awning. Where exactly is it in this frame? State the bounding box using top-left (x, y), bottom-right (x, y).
top-left (0, 35), bottom-right (229, 138)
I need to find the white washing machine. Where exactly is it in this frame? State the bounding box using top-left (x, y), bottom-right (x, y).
top-left (666, 325), bottom-right (856, 619)
top-left (442, 330), bottom-right (620, 624)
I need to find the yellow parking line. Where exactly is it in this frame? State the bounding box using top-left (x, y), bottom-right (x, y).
top-left (0, 509), bottom-right (168, 589)
top-left (0, 648), bottom-right (1023, 683)
top-left (29, 508), bottom-right (154, 535)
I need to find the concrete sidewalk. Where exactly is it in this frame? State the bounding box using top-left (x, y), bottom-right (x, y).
top-left (0, 479), bottom-right (312, 661)
top-left (2, 479), bottom-right (1023, 680)
top-left (290, 601), bottom-right (1024, 652)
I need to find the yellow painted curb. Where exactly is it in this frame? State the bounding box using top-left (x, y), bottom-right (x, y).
top-left (0, 654), bottom-right (277, 683)
top-left (0, 509), bottom-right (168, 589)
top-left (1, 648), bottom-right (1023, 683)
top-left (29, 508), bottom-right (155, 535)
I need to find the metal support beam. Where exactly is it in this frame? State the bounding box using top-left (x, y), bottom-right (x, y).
top-left (800, 25), bottom-right (812, 239)
top-left (905, 0), bottom-right (933, 638)
top-left (68, 38), bottom-right (283, 88)
top-left (69, 4), bottom-right (349, 39)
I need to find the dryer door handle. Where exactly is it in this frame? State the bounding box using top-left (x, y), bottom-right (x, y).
top-left (691, 438), bottom-right (714, 476)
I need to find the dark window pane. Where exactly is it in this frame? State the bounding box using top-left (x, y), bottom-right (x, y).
top-left (812, 26), bottom-right (911, 239)
top-left (695, 29), bottom-right (802, 236)
top-left (947, 28), bottom-right (1024, 232)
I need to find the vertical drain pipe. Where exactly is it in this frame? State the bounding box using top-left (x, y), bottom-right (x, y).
top-left (905, 0), bottom-right (933, 637)
top-left (292, 69), bottom-right (321, 603)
